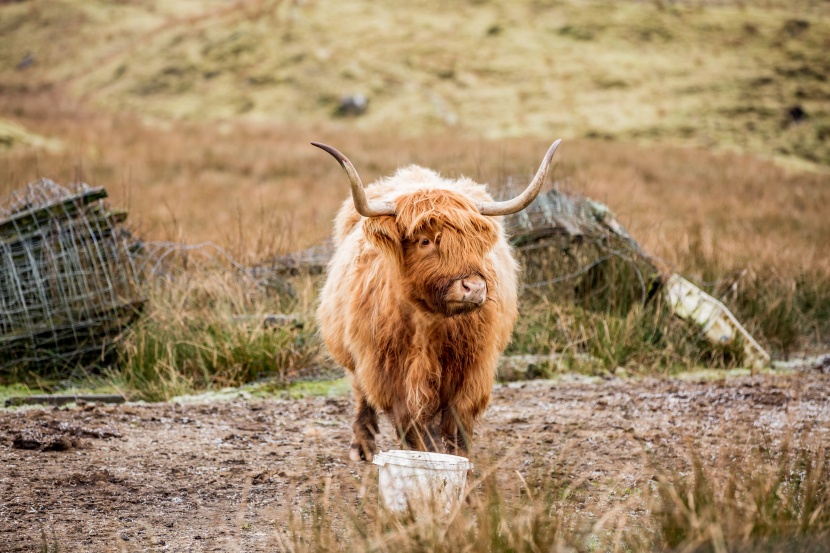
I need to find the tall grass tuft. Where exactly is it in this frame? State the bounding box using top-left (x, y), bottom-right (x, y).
top-left (510, 232), bottom-right (830, 371)
top-left (508, 291), bottom-right (748, 376)
top-left (265, 436), bottom-right (830, 552)
top-left (117, 271), bottom-right (321, 401)
top-left (650, 441), bottom-right (830, 552)
top-left (278, 464), bottom-right (577, 552)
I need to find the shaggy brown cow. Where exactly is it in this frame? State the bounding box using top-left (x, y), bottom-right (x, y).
top-left (314, 140), bottom-right (561, 461)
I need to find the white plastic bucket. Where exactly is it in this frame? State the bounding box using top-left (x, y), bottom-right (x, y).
top-left (373, 450), bottom-right (473, 513)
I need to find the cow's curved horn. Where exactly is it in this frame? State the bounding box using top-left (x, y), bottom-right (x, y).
top-left (311, 142), bottom-right (396, 217)
top-left (477, 139), bottom-right (562, 216)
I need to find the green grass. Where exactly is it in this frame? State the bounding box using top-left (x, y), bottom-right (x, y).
top-left (120, 315), bottom-right (319, 401)
top-left (164, 377), bottom-right (349, 404)
top-left (0, 374), bottom-right (349, 408)
top-left (0, 382), bottom-right (41, 403)
top-left (0, 379), bottom-right (129, 409)
top-left (255, 378), bottom-right (350, 400)
top-left (112, 273), bottom-right (321, 401)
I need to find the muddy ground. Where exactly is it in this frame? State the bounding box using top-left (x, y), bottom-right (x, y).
top-left (2, 370), bottom-right (829, 552)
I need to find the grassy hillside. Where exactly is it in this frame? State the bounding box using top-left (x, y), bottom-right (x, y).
top-left (1, 0), bottom-right (829, 166)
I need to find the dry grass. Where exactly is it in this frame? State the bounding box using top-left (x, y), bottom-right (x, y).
top-left (0, 88), bottom-right (827, 395)
top-left (266, 434), bottom-right (830, 552)
top-left (2, 88), bottom-right (827, 274)
top-left (116, 270), bottom-right (320, 401)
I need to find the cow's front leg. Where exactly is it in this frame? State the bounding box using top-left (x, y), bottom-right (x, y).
top-left (391, 405), bottom-right (442, 452)
top-left (350, 391), bottom-right (379, 462)
top-left (441, 406), bottom-right (475, 457)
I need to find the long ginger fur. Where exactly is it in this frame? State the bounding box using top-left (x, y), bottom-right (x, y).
top-left (317, 165), bottom-right (519, 459)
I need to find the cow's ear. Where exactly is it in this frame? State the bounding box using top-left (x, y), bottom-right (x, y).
top-left (363, 216), bottom-right (403, 263)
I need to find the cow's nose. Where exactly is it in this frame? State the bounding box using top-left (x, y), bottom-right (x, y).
top-left (460, 275), bottom-right (486, 305)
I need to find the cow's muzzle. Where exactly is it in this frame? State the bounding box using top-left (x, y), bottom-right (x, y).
top-left (446, 274), bottom-right (487, 308)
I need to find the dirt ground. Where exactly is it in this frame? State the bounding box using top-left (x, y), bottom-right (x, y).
top-left (2, 369), bottom-right (829, 552)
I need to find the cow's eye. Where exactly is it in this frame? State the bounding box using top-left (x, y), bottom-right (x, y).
top-left (420, 237), bottom-right (430, 247)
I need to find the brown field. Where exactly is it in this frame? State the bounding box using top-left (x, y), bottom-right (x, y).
top-left (2, 369), bottom-right (829, 552)
top-left (2, 87), bottom-right (828, 276)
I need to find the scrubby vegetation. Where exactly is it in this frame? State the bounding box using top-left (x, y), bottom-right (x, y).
top-left (1, 86), bottom-right (828, 399)
top-left (265, 434), bottom-right (830, 552)
top-left (117, 273), bottom-right (322, 401)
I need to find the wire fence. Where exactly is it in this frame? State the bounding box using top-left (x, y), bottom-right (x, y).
top-left (0, 179), bottom-right (144, 371)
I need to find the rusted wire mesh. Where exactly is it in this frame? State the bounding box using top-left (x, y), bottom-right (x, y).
top-left (258, 240), bottom-right (333, 278)
top-left (0, 179), bottom-right (144, 372)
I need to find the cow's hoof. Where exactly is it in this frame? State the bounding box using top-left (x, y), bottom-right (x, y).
top-left (443, 442), bottom-right (470, 458)
top-left (349, 442), bottom-right (374, 462)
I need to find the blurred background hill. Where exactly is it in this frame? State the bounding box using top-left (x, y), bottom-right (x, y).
top-left (1, 0), bottom-right (828, 251)
top-left (2, 0), bottom-right (829, 164)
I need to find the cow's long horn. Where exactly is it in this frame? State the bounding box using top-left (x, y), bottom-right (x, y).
top-left (311, 142), bottom-right (396, 217)
top-left (477, 139), bottom-right (562, 216)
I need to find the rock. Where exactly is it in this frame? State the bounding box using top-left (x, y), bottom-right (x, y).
top-left (12, 433), bottom-right (41, 450)
top-left (788, 105), bottom-right (808, 124)
top-left (335, 94), bottom-right (368, 117)
top-left (16, 52), bottom-right (34, 70)
top-left (42, 436), bottom-right (76, 451)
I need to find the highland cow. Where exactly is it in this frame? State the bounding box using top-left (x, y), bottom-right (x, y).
top-left (314, 140), bottom-right (561, 461)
